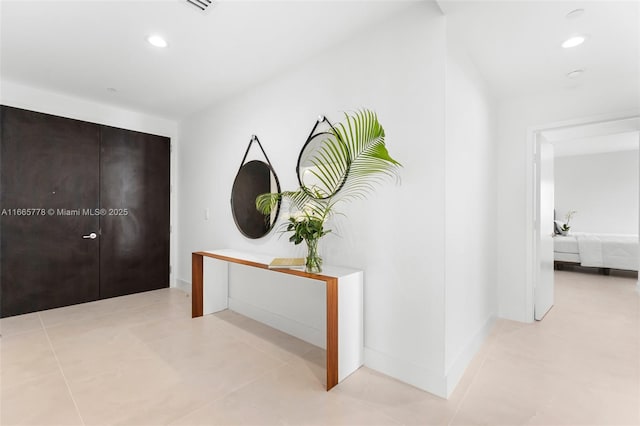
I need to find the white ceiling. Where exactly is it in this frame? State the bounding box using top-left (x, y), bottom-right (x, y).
top-left (438, 0), bottom-right (640, 100)
top-left (0, 0), bottom-right (415, 120)
top-left (2, 1), bottom-right (638, 120)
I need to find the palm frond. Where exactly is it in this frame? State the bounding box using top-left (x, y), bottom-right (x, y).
top-left (328, 109), bottom-right (401, 200)
top-left (298, 132), bottom-right (350, 198)
top-left (256, 108), bottom-right (401, 228)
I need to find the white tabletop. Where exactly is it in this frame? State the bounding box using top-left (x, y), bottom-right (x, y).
top-left (202, 248), bottom-right (362, 279)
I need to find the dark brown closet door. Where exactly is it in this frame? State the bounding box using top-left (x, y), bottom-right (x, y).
top-left (0, 106), bottom-right (100, 317)
top-left (99, 126), bottom-right (170, 299)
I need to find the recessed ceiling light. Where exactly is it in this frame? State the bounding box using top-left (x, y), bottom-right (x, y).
top-left (566, 69), bottom-right (585, 79)
top-left (565, 9), bottom-right (585, 19)
top-left (562, 35), bottom-right (586, 48)
top-left (147, 35), bottom-right (168, 48)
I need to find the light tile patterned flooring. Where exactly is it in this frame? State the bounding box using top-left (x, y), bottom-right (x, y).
top-left (1, 270), bottom-right (638, 425)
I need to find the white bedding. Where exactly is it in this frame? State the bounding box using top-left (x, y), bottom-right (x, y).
top-left (554, 235), bottom-right (579, 254)
top-left (554, 232), bottom-right (639, 271)
top-left (554, 251), bottom-right (581, 263)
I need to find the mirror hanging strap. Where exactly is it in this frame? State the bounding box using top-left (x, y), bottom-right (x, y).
top-left (237, 135), bottom-right (275, 175)
top-left (304, 115), bottom-right (339, 144)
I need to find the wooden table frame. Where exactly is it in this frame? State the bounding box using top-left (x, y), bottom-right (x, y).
top-left (191, 250), bottom-right (362, 391)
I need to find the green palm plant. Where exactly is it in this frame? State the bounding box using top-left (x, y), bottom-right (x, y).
top-left (256, 109), bottom-right (401, 218)
top-left (256, 108), bottom-right (401, 271)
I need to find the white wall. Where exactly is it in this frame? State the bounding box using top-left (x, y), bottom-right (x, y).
top-left (0, 80), bottom-right (180, 287)
top-left (555, 150), bottom-right (639, 235)
top-left (178, 2), bottom-right (451, 396)
top-left (444, 32), bottom-right (497, 396)
top-left (497, 85), bottom-right (640, 322)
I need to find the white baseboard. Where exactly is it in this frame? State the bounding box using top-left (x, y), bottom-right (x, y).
top-left (364, 347), bottom-right (447, 398)
top-left (228, 297), bottom-right (325, 349)
top-left (175, 278), bottom-right (191, 294)
top-left (444, 315), bottom-right (496, 398)
top-left (362, 315), bottom-right (496, 400)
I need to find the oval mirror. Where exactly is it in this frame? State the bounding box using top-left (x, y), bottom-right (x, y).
top-left (296, 131), bottom-right (349, 199)
top-left (231, 160), bottom-right (281, 239)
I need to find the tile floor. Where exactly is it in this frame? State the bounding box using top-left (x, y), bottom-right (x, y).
top-left (1, 270), bottom-right (638, 425)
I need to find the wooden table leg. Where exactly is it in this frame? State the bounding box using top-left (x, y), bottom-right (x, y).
top-left (192, 253), bottom-right (203, 318)
top-left (326, 278), bottom-right (338, 390)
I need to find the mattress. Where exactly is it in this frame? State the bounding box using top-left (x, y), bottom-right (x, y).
top-left (554, 252), bottom-right (580, 263)
top-left (554, 235), bottom-right (579, 254)
top-left (553, 232), bottom-right (639, 271)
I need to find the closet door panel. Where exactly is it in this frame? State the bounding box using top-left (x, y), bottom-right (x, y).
top-left (0, 106), bottom-right (100, 317)
top-left (99, 126), bottom-right (170, 299)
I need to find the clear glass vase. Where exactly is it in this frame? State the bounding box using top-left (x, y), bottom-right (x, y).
top-left (305, 238), bottom-right (322, 273)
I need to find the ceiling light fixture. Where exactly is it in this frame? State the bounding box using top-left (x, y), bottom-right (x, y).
top-left (565, 9), bottom-right (585, 19)
top-left (562, 35), bottom-right (586, 48)
top-left (147, 35), bottom-right (168, 48)
top-left (186, 0), bottom-right (212, 12)
top-left (566, 69), bottom-right (585, 79)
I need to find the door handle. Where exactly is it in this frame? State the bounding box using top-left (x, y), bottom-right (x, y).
top-left (82, 232), bottom-right (97, 239)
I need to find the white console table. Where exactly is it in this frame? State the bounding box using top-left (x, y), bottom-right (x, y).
top-left (191, 249), bottom-right (363, 391)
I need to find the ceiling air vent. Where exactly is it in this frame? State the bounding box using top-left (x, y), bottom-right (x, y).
top-left (186, 0), bottom-right (212, 12)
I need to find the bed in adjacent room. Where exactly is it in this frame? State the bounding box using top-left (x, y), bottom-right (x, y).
top-left (554, 232), bottom-right (639, 272)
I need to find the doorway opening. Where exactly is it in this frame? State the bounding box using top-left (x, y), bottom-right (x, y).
top-left (528, 114), bottom-right (640, 322)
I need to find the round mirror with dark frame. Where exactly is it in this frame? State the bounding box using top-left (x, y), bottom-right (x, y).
top-left (231, 137), bottom-right (281, 239)
top-left (296, 117), bottom-right (350, 199)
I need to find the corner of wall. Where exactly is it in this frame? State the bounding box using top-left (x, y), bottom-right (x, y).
top-left (364, 347), bottom-right (447, 399)
top-left (444, 314), bottom-right (496, 398)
